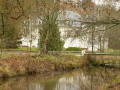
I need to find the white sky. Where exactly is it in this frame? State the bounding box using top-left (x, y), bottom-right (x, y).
top-left (92, 0), bottom-right (105, 5)
top-left (91, 0), bottom-right (120, 9)
top-left (116, 1), bottom-right (120, 9)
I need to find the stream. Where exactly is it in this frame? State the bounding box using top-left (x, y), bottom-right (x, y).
top-left (0, 67), bottom-right (120, 90)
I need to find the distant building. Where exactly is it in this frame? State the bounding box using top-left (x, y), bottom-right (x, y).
top-left (20, 1), bottom-right (108, 51)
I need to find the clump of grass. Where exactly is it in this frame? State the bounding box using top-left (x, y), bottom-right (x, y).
top-left (86, 55), bottom-right (100, 67)
top-left (89, 59), bottom-right (99, 66)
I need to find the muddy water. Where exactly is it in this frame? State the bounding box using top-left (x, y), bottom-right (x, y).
top-left (0, 67), bottom-right (120, 90)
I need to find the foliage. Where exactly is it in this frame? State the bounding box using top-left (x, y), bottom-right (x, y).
top-left (65, 47), bottom-right (82, 51)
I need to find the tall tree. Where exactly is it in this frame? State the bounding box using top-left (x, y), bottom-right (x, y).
top-left (36, 0), bottom-right (64, 54)
top-left (0, 0), bottom-right (28, 48)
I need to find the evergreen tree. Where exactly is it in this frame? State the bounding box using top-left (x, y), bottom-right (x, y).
top-left (39, 15), bottom-right (64, 53)
top-left (39, 0), bottom-right (64, 54)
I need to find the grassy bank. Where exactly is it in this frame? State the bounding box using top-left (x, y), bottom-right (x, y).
top-left (86, 55), bottom-right (120, 67)
top-left (0, 54), bottom-right (86, 78)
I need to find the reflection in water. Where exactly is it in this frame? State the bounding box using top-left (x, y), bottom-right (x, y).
top-left (0, 67), bottom-right (120, 90)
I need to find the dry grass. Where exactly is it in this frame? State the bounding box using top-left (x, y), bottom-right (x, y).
top-left (86, 55), bottom-right (120, 67)
top-left (0, 54), bottom-right (86, 78)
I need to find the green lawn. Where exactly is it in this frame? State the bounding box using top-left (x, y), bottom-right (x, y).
top-left (87, 49), bottom-right (120, 54)
top-left (17, 47), bottom-right (38, 51)
top-left (3, 47), bottom-right (39, 51)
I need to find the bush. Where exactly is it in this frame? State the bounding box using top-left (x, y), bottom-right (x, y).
top-left (65, 47), bottom-right (82, 51)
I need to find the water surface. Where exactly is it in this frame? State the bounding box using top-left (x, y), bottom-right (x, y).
top-left (0, 67), bottom-right (120, 90)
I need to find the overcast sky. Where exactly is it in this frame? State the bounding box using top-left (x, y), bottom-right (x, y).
top-left (71, 0), bottom-right (120, 8)
top-left (92, 0), bottom-right (120, 9)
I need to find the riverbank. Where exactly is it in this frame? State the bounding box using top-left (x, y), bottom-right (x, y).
top-left (0, 54), bottom-right (86, 78)
top-left (86, 55), bottom-right (120, 67)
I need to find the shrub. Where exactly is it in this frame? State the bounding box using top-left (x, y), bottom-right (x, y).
top-left (65, 47), bottom-right (82, 51)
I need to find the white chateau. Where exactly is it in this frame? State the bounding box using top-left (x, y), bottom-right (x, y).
top-left (21, 1), bottom-right (108, 51)
top-left (21, 12), bottom-right (108, 51)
